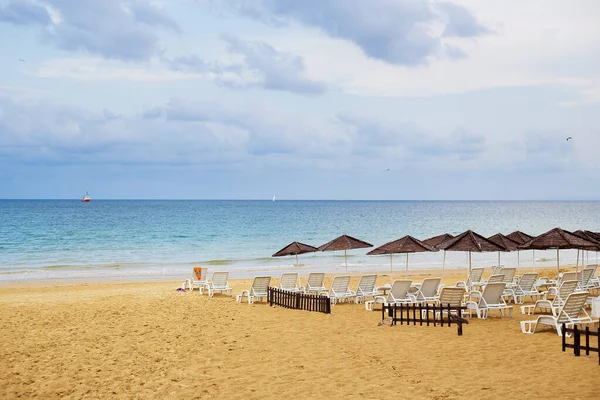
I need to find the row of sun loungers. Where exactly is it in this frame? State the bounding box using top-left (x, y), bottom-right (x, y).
top-left (184, 265), bottom-right (600, 335)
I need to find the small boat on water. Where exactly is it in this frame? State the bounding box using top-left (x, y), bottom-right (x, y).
top-left (81, 191), bottom-right (91, 203)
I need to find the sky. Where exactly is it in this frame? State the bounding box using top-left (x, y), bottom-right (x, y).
top-left (1, 0), bottom-right (599, 200)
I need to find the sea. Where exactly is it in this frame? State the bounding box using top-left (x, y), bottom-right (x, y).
top-left (1, 200), bottom-right (599, 283)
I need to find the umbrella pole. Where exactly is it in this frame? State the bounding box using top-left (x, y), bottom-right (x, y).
top-left (390, 254), bottom-right (393, 283)
top-left (344, 249), bottom-right (347, 272)
top-left (405, 254), bottom-right (409, 279)
top-left (576, 249), bottom-right (580, 275)
top-left (497, 251), bottom-right (500, 269)
top-left (296, 253), bottom-right (299, 266)
top-left (469, 251), bottom-right (472, 274)
top-left (556, 248), bottom-right (560, 274)
top-left (442, 251), bottom-right (446, 281)
top-left (517, 250), bottom-right (520, 275)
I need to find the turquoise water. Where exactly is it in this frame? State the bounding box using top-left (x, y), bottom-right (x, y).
top-left (1, 200), bottom-right (599, 282)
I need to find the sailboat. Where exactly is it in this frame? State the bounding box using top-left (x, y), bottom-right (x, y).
top-left (81, 191), bottom-right (91, 203)
top-left (272, 195), bottom-right (276, 202)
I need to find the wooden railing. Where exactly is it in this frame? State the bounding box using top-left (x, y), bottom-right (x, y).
top-left (562, 324), bottom-right (600, 365)
top-left (268, 287), bottom-right (331, 314)
top-left (382, 303), bottom-right (468, 336)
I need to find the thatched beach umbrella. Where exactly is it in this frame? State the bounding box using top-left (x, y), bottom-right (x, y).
top-left (318, 234), bottom-right (373, 271)
top-left (437, 230), bottom-right (504, 273)
top-left (519, 227), bottom-right (599, 273)
top-left (422, 233), bottom-right (455, 279)
top-left (272, 241), bottom-right (319, 266)
top-left (487, 233), bottom-right (520, 272)
top-left (507, 230), bottom-right (535, 271)
top-left (367, 235), bottom-right (438, 279)
top-left (572, 230), bottom-right (600, 270)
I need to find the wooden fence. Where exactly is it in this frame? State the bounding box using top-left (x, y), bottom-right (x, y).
top-left (562, 324), bottom-right (600, 365)
top-left (382, 303), bottom-right (468, 336)
top-left (268, 287), bottom-right (331, 314)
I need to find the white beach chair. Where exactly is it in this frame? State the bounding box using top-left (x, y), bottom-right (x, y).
top-left (456, 267), bottom-right (485, 292)
top-left (302, 273), bottom-right (326, 294)
top-left (373, 280), bottom-right (415, 307)
top-left (465, 282), bottom-right (512, 319)
top-left (279, 272), bottom-right (301, 293)
top-left (491, 265), bottom-right (504, 275)
top-left (236, 276), bottom-right (272, 304)
top-left (521, 280), bottom-right (579, 315)
top-left (414, 278), bottom-right (441, 304)
top-left (521, 292), bottom-right (597, 336)
top-left (499, 267), bottom-right (516, 288)
top-left (323, 275), bottom-right (355, 305)
top-left (182, 267), bottom-right (208, 292)
top-left (204, 271), bottom-right (232, 297)
top-left (579, 267), bottom-right (595, 291)
top-left (546, 271), bottom-right (578, 297)
top-left (427, 286), bottom-right (466, 319)
top-left (586, 264), bottom-right (599, 288)
top-left (486, 274), bottom-right (505, 284)
top-left (506, 272), bottom-right (540, 304)
top-left (354, 274), bottom-right (378, 305)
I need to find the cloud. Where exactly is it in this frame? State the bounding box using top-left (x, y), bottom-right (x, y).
top-left (167, 36), bottom-right (327, 94)
top-left (0, 0), bottom-right (51, 24)
top-left (212, 0), bottom-right (490, 65)
top-left (0, 0), bottom-right (180, 60)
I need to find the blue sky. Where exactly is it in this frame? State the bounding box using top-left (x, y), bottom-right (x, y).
top-left (1, 0), bottom-right (599, 200)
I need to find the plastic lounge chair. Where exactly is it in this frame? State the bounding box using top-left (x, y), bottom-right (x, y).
top-left (486, 274), bottom-right (505, 284)
top-left (354, 274), bottom-right (378, 305)
top-left (499, 267), bottom-right (517, 288)
top-left (279, 272), bottom-right (301, 293)
top-left (586, 264), bottom-right (599, 288)
top-left (465, 282), bottom-right (512, 319)
top-left (182, 267), bottom-right (208, 292)
top-left (302, 273), bottom-right (326, 294)
top-left (369, 280), bottom-right (415, 310)
top-left (456, 267), bottom-right (485, 292)
top-left (204, 271), bottom-right (232, 297)
top-left (546, 272), bottom-right (578, 297)
top-left (414, 278), bottom-right (442, 304)
top-left (426, 286), bottom-right (465, 319)
top-left (492, 265), bottom-right (504, 275)
top-left (324, 275), bottom-right (354, 305)
top-left (506, 272), bottom-right (540, 304)
top-left (236, 276), bottom-right (272, 304)
top-left (521, 280), bottom-right (579, 315)
top-left (579, 268), bottom-right (595, 291)
top-left (521, 292), bottom-right (597, 336)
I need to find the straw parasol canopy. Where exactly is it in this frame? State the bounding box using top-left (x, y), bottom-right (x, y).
top-left (488, 233), bottom-right (520, 270)
top-left (422, 233), bottom-right (455, 248)
top-left (506, 231), bottom-right (534, 244)
top-left (437, 230), bottom-right (505, 273)
top-left (367, 235), bottom-right (437, 278)
top-left (318, 234), bottom-right (373, 270)
top-left (272, 241), bottom-right (319, 265)
top-left (422, 233), bottom-right (455, 280)
top-left (519, 227), bottom-right (599, 273)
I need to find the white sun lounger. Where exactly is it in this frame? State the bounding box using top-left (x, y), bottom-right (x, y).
top-left (546, 272), bottom-right (578, 297)
top-left (521, 292), bottom-right (598, 336)
top-left (325, 275), bottom-right (354, 305)
top-left (182, 267), bottom-right (208, 292)
top-left (456, 267), bottom-right (485, 292)
top-left (236, 276), bottom-right (272, 304)
top-left (521, 280), bottom-right (579, 315)
top-left (426, 286), bottom-right (466, 319)
top-left (499, 267), bottom-right (516, 288)
top-left (486, 274), bottom-right (505, 284)
top-left (505, 272), bottom-right (540, 304)
top-left (465, 282), bottom-right (512, 319)
top-left (354, 274), bottom-right (378, 305)
top-left (204, 271), bottom-right (232, 297)
top-left (579, 267), bottom-right (596, 291)
top-left (302, 273), bottom-right (326, 294)
top-left (491, 265), bottom-right (504, 275)
top-left (279, 272), bottom-right (301, 293)
top-left (414, 278), bottom-right (441, 304)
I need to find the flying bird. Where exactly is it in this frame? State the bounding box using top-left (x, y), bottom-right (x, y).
top-left (566, 137), bottom-right (572, 141)
top-left (385, 168), bottom-right (390, 172)
top-left (18, 58), bottom-right (25, 62)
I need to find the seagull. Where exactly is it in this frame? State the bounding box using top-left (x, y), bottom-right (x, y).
top-left (18, 58), bottom-right (25, 62)
top-left (385, 168), bottom-right (390, 172)
top-left (566, 137), bottom-right (572, 141)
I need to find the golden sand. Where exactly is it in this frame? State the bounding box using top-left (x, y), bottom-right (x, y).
top-left (1, 268), bottom-right (599, 399)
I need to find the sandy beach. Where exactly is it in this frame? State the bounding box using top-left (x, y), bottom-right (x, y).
top-left (1, 267), bottom-right (599, 399)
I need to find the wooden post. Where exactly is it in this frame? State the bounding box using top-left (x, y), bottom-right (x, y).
top-left (562, 324), bottom-right (566, 352)
top-left (412, 303), bottom-right (416, 325)
top-left (425, 304), bottom-right (430, 326)
top-left (586, 327), bottom-right (590, 356)
top-left (574, 325), bottom-right (581, 357)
